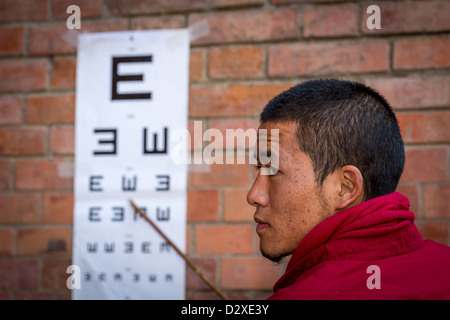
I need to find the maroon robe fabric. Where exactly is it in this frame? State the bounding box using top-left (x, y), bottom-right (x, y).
top-left (268, 192), bottom-right (450, 300)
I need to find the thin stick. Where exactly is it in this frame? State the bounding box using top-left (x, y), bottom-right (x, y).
top-left (129, 199), bottom-right (229, 300)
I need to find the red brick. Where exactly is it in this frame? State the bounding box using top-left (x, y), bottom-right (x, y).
top-left (269, 40), bottom-right (389, 77)
top-left (189, 84), bottom-right (291, 118)
top-left (0, 193), bottom-right (40, 224)
top-left (0, 229), bottom-right (14, 256)
top-left (224, 189), bottom-right (255, 222)
top-left (188, 121), bottom-right (205, 151)
top-left (191, 162), bottom-right (250, 187)
top-left (186, 258), bottom-right (216, 290)
top-left (0, 96), bottom-right (22, 124)
top-left (362, 1), bottom-right (450, 34)
top-left (43, 192), bottom-right (74, 224)
top-left (0, 259), bottom-right (39, 290)
top-left (393, 37), bottom-right (450, 70)
top-left (108, 0), bottom-right (206, 15)
top-left (0, 26), bottom-right (24, 56)
top-left (29, 20), bottom-right (127, 55)
top-left (26, 94), bottom-right (75, 124)
top-left (208, 119), bottom-right (259, 149)
top-left (364, 76), bottom-right (450, 109)
top-left (15, 159), bottom-right (72, 191)
top-left (15, 292), bottom-right (70, 300)
top-left (187, 189), bottom-right (219, 222)
top-left (397, 112), bottom-right (450, 144)
top-left (0, 161), bottom-right (10, 190)
top-left (50, 126), bottom-right (74, 155)
top-left (190, 50), bottom-right (204, 82)
top-left (395, 184), bottom-right (420, 217)
top-left (400, 148), bottom-right (448, 183)
top-left (0, 292), bottom-right (11, 299)
top-left (0, 128), bottom-right (46, 156)
top-left (211, 0), bottom-right (264, 8)
top-left (189, 8), bottom-right (299, 45)
top-left (303, 4), bottom-right (358, 37)
top-left (51, 57), bottom-right (76, 89)
top-left (29, 23), bottom-right (78, 55)
top-left (52, 0), bottom-right (103, 18)
top-left (186, 226), bottom-right (191, 254)
top-left (0, 59), bottom-right (47, 93)
top-left (0, 0), bottom-right (48, 23)
top-left (416, 221), bottom-right (448, 245)
top-left (209, 46), bottom-right (265, 79)
top-left (41, 258), bottom-right (72, 290)
top-left (423, 184), bottom-right (450, 218)
top-left (221, 257), bottom-right (280, 289)
top-left (17, 227), bottom-right (72, 256)
top-left (130, 15), bottom-right (185, 30)
top-left (195, 225), bottom-right (254, 254)
top-left (272, 0), bottom-right (347, 3)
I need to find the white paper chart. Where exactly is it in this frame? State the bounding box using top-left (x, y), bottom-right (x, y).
top-left (72, 30), bottom-right (189, 299)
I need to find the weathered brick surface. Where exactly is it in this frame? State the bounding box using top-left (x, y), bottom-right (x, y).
top-left (269, 40), bottom-right (389, 77)
top-left (393, 37), bottom-right (450, 70)
top-left (361, 1), bottom-right (450, 34)
top-left (303, 4), bottom-right (359, 38)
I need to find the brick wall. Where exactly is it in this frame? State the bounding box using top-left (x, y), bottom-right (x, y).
top-left (0, 0), bottom-right (449, 300)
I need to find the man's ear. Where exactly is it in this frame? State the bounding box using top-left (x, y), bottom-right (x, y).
top-left (335, 165), bottom-right (364, 210)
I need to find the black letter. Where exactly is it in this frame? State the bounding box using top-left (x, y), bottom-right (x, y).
top-left (124, 241), bottom-right (133, 253)
top-left (87, 242), bottom-right (97, 253)
top-left (156, 207), bottom-right (170, 221)
top-left (112, 206), bottom-right (124, 222)
top-left (122, 176), bottom-right (137, 191)
top-left (89, 175), bottom-right (104, 192)
top-left (156, 175), bottom-right (170, 191)
top-left (93, 129), bottom-right (117, 155)
top-left (104, 242), bottom-right (115, 253)
top-left (142, 241), bottom-right (151, 253)
top-left (133, 206), bottom-right (147, 221)
top-left (165, 274), bottom-right (173, 282)
top-left (143, 127), bottom-right (168, 154)
top-left (112, 55), bottom-right (152, 100)
top-left (160, 241), bottom-right (171, 253)
top-left (89, 207), bottom-right (101, 222)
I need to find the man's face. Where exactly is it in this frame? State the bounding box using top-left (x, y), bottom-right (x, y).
top-left (247, 121), bottom-right (335, 263)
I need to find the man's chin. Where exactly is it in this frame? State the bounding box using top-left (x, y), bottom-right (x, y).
top-left (260, 246), bottom-right (289, 265)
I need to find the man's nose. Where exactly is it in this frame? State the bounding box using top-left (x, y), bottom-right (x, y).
top-left (247, 174), bottom-right (269, 208)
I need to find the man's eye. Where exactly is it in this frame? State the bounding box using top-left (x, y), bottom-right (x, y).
top-left (260, 166), bottom-right (279, 176)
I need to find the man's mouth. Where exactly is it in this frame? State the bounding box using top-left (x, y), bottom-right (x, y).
top-left (254, 217), bottom-right (269, 233)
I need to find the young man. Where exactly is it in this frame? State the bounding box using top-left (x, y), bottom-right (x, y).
top-left (247, 79), bottom-right (450, 299)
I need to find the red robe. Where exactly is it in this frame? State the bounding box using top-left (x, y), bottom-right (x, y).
top-left (268, 192), bottom-right (450, 300)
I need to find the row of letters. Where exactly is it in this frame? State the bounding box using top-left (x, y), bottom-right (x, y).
top-left (84, 272), bottom-right (175, 283)
top-left (87, 206), bottom-right (171, 222)
top-left (85, 240), bottom-right (172, 254)
top-left (92, 127), bottom-right (168, 155)
top-left (88, 174), bottom-right (170, 192)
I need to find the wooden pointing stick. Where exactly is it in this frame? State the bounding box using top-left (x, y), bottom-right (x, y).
top-left (129, 199), bottom-right (230, 301)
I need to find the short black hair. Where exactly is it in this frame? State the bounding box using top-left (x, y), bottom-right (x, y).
top-left (260, 78), bottom-right (405, 201)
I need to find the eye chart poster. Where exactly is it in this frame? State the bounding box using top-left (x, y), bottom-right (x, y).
top-left (72, 30), bottom-right (189, 300)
